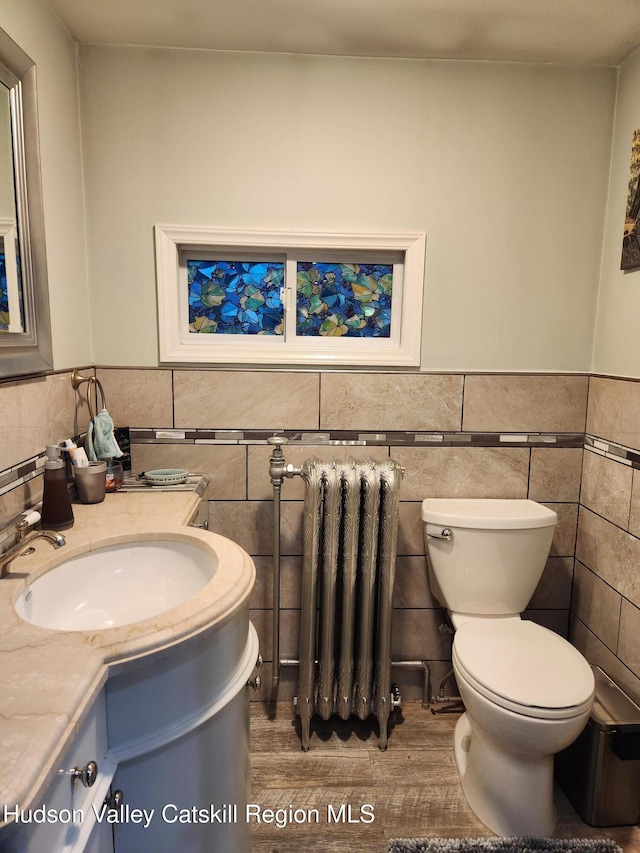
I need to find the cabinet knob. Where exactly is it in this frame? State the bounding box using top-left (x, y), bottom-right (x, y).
top-left (70, 760), bottom-right (98, 787)
top-left (247, 674), bottom-right (262, 691)
top-left (104, 789), bottom-right (124, 810)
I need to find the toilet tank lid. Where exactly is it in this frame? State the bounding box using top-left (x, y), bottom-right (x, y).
top-left (421, 498), bottom-right (557, 529)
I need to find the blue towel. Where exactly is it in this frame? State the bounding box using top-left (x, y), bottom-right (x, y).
top-left (86, 409), bottom-right (123, 462)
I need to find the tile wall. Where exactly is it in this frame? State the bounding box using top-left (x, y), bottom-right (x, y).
top-left (98, 368), bottom-right (585, 702)
top-left (7, 368), bottom-right (636, 705)
top-left (0, 369), bottom-right (92, 543)
top-left (571, 376), bottom-right (640, 705)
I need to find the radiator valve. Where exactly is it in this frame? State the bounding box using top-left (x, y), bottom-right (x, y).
top-left (391, 683), bottom-right (402, 708)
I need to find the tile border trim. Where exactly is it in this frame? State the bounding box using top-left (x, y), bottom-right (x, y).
top-left (0, 430), bottom-right (589, 511)
top-left (584, 435), bottom-right (640, 469)
top-left (130, 429), bottom-right (585, 448)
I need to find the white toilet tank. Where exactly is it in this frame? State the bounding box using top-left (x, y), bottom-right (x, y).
top-left (421, 499), bottom-right (557, 617)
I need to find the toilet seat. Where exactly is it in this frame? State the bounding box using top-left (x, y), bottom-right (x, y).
top-left (453, 619), bottom-right (595, 720)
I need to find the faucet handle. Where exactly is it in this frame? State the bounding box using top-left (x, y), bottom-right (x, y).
top-left (16, 511), bottom-right (41, 540)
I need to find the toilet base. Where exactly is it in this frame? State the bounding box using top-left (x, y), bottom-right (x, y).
top-left (453, 712), bottom-right (557, 837)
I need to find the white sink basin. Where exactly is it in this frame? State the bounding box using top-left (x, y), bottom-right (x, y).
top-left (15, 540), bottom-right (217, 631)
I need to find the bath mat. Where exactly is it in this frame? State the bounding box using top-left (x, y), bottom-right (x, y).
top-left (388, 839), bottom-right (623, 853)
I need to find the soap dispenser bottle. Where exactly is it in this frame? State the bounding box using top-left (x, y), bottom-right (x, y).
top-left (40, 444), bottom-right (74, 530)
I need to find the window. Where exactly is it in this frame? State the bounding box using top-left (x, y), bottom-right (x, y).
top-left (155, 226), bottom-right (425, 367)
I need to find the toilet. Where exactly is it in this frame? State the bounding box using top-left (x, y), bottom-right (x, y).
top-left (422, 498), bottom-right (595, 837)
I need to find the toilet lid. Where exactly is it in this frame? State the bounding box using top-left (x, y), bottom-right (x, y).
top-left (453, 620), bottom-right (595, 719)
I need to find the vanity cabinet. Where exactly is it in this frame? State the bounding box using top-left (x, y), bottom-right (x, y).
top-left (0, 614), bottom-right (258, 853)
top-left (0, 484), bottom-right (256, 853)
top-left (106, 610), bottom-right (257, 853)
top-left (0, 691), bottom-right (115, 853)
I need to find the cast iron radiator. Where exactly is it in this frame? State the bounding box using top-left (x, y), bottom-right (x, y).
top-left (296, 457), bottom-right (403, 751)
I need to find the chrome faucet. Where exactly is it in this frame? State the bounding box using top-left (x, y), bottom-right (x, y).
top-left (0, 516), bottom-right (66, 579)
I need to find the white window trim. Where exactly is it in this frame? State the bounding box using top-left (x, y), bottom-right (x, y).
top-left (155, 225), bottom-right (425, 367)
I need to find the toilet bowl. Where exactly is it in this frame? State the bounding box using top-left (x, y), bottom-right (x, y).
top-left (421, 498), bottom-right (595, 836)
top-left (451, 618), bottom-right (594, 836)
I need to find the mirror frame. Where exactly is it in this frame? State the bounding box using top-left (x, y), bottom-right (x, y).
top-left (0, 27), bottom-right (52, 377)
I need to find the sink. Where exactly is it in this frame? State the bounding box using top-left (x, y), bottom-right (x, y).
top-left (15, 540), bottom-right (217, 631)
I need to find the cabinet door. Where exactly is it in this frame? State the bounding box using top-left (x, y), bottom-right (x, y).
top-left (0, 691), bottom-right (114, 853)
top-left (111, 685), bottom-right (250, 853)
top-left (84, 820), bottom-right (114, 853)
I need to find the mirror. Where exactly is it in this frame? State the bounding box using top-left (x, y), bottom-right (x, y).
top-left (0, 27), bottom-right (52, 376)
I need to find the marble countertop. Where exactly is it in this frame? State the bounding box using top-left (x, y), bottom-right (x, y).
top-left (0, 485), bottom-right (255, 823)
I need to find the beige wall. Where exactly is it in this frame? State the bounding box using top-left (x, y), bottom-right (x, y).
top-left (592, 46), bottom-right (640, 377)
top-left (78, 45), bottom-right (615, 371)
top-left (0, 0), bottom-right (92, 369)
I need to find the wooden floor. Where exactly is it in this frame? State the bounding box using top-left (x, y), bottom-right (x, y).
top-left (250, 702), bottom-right (640, 853)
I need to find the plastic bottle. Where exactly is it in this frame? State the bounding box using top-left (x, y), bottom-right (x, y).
top-left (62, 438), bottom-right (89, 467)
top-left (40, 445), bottom-right (75, 530)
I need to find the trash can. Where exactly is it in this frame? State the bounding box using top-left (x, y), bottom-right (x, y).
top-left (555, 665), bottom-right (640, 826)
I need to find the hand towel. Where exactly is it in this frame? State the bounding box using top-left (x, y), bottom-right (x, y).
top-left (86, 409), bottom-right (123, 462)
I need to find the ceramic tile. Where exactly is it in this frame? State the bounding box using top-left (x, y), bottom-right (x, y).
top-left (618, 599), bottom-right (640, 680)
top-left (250, 555), bottom-right (302, 610)
top-left (173, 370), bottom-right (319, 430)
top-left (576, 507), bottom-right (640, 609)
top-left (393, 446), bottom-right (530, 500)
top-left (393, 555), bottom-right (437, 609)
top-left (462, 374), bottom-right (588, 433)
top-left (320, 373), bottom-right (463, 432)
top-left (95, 368), bottom-right (173, 428)
top-left (247, 444), bottom-right (390, 500)
top-left (0, 477), bottom-right (44, 527)
top-left (208, 500), bottom-right (274, 555)
top-left (544, 502), bottom-right (578, 557)
top-left (581, 448), bottom-right (633, 530)
top-left (391, 608), bottom-right (452, 661)
top-left (629, 470), bottom-right (640, 538)
top-left (131, 443), bottom-right (246, 499)
top-left (527, 557), bottom-right (573, 609)
top-left (522, 609), bottom-right (569, 638)
top-left (571, 561), bottom-right (622, 651)
top-left (250, 608), bottom-right (300, 662)
top-left (587, 376), bottom-right (640, 452)
top-left (208, 500), bottom-right (304, 556)
top-left (570, 615), bottom-right (640, 708)
top-left (397, 502), bottom-right (425, 556)
top-left (528, 448), bottom-right (583, 502)
top-left (0, 372), bottom-right (90, 474)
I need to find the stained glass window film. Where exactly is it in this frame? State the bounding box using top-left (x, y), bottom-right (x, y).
top-left (296, 262), bottom-right (393, 337)
top-left (188, 259), bottom-right (284, 335)
top-left (0, 253), bottom-right (8, 329)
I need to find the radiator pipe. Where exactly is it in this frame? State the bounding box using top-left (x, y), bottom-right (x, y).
top-left (282, 658), bottom-right (433, 709)
top-left (267, 436), bottom-right (300, 687)
top-left (391, 660), bottom-right (432, 709)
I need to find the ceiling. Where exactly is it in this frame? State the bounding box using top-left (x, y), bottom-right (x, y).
top-left (49, 0), bottom-right (640, 65)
